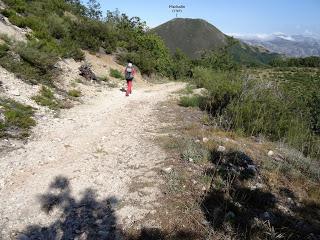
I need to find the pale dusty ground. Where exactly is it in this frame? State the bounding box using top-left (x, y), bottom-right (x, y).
top-left (0, 81), bottom-right (185, 239)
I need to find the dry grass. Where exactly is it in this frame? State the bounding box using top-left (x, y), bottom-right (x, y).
top-left (149, 96), bottom-right (320, 239)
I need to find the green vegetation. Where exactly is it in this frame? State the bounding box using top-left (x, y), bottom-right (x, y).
top-left (109, 68), bottom-right (123, 79)
top-left (32, 86), bottom-right (62, 110)
top-left (67, 89), bottom-right (81, 98)
top-left (228, 41), bottom-right (280, 66)
top-left (0, 0), bottom-right (175, 78)
top-left (179, 95), bottom-right (203, 108)
top-left (1, 0), bottom-right (319, 161)
top-left (180, 139), bottom-right (209, 163)
top-left (0, 42), bottom-right (10, 57)
top-left (182, 66), bottom-right (320, 158)
top-left (0, 98), bottom-right (36, 138)
top-left (271, 56), bottom-right (320, 67)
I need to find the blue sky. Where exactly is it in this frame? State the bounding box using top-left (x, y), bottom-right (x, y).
top-left (97, 0), bottom-right (320, 37)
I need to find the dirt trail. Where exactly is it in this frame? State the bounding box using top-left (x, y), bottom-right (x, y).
top-left (0, 82), bottom-right (184, 239)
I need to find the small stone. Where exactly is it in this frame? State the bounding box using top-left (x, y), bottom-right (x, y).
top-left (188, 158), bottom-right (194, 163)
top-left (191, 179), bottom-right (197, 184)
top-left (268, 150), bottom-right (274, 157)
top-left (195, 139), bottom-right (201, 143)
top-left (217, 146), bottom-right (226, 152)
top-left (163, 167), bottom-right (172, 173)
top-left (202, 220), bottom-right (210, 226)
top-left (202, 137), bottom-right (209, 143)
top-left (150, 210), bottom-right (157, 215)
top-left (255, 183), bottom-right (264, 189)
top-left (202, 186), bottom-right (206, 191)
top-left (234, 202), bottom-right (242, 208)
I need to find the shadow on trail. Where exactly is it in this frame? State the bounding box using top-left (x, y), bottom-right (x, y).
top-left (18, 176), bottom-right (201, 240)
top-left (18, 176), bottom-right (118, 240)
top-left (201, 150), bottom-right (320, 239)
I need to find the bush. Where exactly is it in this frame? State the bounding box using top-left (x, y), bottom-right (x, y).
top-left (0, 43), bottom-right (9, 57)
top-left (47, 13), bottom-right (69, 39)
top-left (68, 89), bottom-right (81, 97)
top-left (0, 40), bottom-right (56, 86)
top-left (8, 14), bottom-right (27, 28)
top-left (192, 67), bottom-right (242, 115)
top-left (32, 86), bottom-right (62, 110)
top-left (0, 97), bottom-right (36, 138)
top-left (109, 68), bottom-right (123, 79)
top-left (1, 8), bottom-right (16, 17)
top-left (0, 54), bottom-right (53, 85)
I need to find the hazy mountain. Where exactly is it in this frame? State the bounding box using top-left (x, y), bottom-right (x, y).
top-left (234, 33), bottom-right (320, 57)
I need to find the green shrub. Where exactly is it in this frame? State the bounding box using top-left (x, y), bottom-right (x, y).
top-left (97, 76), bottom-right (109, 82)
top-left (0, 43), bottom-right (9, 57)
top-left (1, 8), bottom-right (16, 18)
top-left (2, 0), bottom-right (26, 13)
top-left (193, 67), bottom-right (320, 158)
top-left (0, 97), bottom-right (35, 138)
top-left (109, 68), bottom-right (123, 79)
top-left (32, 86), bottom-right (62, 110)
top-left (16, 41), bottom-right (58, 72)
top-left (179, 95), bottom-right (203, 108)
top-left (8, 14), bottom-right (27, 28)
top-left (0, 40), bottom-right (62, 86)
top-left (47, 13), bottom-right (69, 39)
top-left (68, 89), bottom-right (81, 98)
top-left (192, 67), bottom-right (242, 115)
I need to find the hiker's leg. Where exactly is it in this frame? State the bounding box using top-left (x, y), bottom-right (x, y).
top-left (126, 80), bottom-right (130, 96)
top-left (129, 80), bottom-right (133, 94)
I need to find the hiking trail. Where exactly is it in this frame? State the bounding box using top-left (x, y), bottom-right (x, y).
top-left (0, 82), bottom-right (184, 238)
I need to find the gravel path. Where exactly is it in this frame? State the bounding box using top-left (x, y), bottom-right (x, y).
top-left (0, 82), bottom-right (184, 239)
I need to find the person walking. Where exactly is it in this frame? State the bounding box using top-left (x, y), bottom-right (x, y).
top-left (124, 62), bottom-right (136, 96)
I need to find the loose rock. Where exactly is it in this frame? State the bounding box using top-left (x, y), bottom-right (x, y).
top-left (268, 150), bottom-right (274, 157)
top-left (217, 145), bottom-right (226, 152)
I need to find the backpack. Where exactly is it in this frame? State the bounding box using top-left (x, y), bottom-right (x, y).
top-left (125, 67), bottom-right (134, 80)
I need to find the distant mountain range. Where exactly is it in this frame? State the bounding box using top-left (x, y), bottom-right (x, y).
top-left (233, 33), bottom-right (320, 57)
top-left (152, 18), bottom-right (279, 65)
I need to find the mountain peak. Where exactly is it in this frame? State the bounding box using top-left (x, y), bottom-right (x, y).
top-left (152, 18), bottom-right (227, 58)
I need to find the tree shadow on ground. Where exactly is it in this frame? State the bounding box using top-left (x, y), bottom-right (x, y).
top-left (123, 228), bottom-right (201, 240)
top-left (201, 150), bottom-right (320, 239)
top-left (18, 176), bottom-right (118, 240)
top-left (18, 176), bottom-right (201, 240)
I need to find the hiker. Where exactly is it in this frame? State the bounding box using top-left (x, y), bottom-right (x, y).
top-left (124, 62), bottom-right (136, 96)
